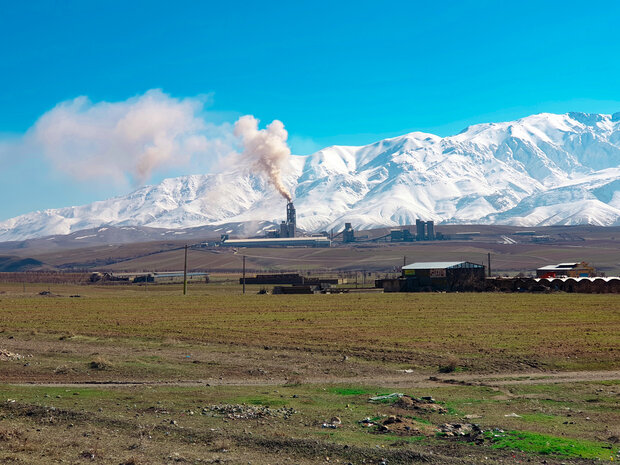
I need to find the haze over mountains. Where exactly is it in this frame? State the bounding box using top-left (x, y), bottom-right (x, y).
top-left (1, 112), bottom-right (619, 242)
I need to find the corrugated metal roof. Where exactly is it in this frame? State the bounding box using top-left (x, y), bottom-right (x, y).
top-left (224, 237), bottom-right (330, 243)
top-left (537, 263), bottom-right (579, 271)
top-left (402, 261), bottom-right (477, 270)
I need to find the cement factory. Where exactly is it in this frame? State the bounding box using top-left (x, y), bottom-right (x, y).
top-left (219, 202), bottom-right (444, 248)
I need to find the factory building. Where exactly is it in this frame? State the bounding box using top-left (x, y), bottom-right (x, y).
top-left (279, 202), bottom-right (296, 238)
top-left (536, 262), bottom-right (596, 278)
top-left (93, 271), bottom-right (209, 284)
top-left (240, 273), bottom-right (338, 285)
top-left (219, 201), bottom-right (331, 247)
top-left (390, 229), bottom-right (415, 242)
top-left (221, 237), bottom-right (331, 248)
top-left (376, 261), bottom-right (485, 292)
top-left (342, 223), bottom-right (355, 243)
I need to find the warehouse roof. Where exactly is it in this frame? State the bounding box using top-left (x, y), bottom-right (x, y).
top-left (223, 237), bottom-right (330, 244)
top-left (402, 261), bottom-right (484, 270)
top-left (537, 263), bottom-right (580, 271)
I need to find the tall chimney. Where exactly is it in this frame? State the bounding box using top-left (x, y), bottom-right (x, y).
top-left (286, 202), bottom-right (296, 238)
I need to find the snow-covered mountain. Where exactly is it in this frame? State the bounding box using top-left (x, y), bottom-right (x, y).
top-left (1, 112), bottom-right (619, 242)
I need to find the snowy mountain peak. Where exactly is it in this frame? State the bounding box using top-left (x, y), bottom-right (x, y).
top-left (1, 112), bottom-right (619, 241)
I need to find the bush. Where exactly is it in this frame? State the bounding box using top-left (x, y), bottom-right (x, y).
top-left (438, 357), bottom-right (458, 373)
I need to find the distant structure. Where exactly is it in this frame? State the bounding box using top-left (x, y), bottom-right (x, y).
top-left (336, 220), bottom-right (442, 243)
top-left (426, 221), bottom-right (435, 240)
top-left (221, 237), bottom-right (330, 248)
top-left (376, 261), bottom-right (485, 292)
top-left (536, 262), bottom-right (596, 278)
top-left (217, 201), bottom-right (333, 247)
top-left (390, 229), bottom-right (415, 242)
top-left (342, 222), bottom-right (355, 243)
top-left (240, 273), bottom-right (338, 285)
top-left (279, 202), bottom-right (296, 238)
top-left (91, 271), bottom-right (209, 284)
top-left (415, 219), bottom-right (435, 240)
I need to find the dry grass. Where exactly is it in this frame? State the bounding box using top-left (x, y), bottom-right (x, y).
top-left (0, 282), bottom-right (618, 464)
top-left (0, 285), bottom-right (618, 373)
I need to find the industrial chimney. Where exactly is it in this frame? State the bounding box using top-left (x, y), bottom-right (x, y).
top-left (280, 202), bottom-right (296, 238)
top-left (286, 202), bottom-right (296, 237)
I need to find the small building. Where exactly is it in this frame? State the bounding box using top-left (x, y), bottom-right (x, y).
top-left (240, 273), bottom-right (338, 285)
top-left (390, 228), bottom-right (415, 242)
top-left (272, 285), bottom-right (316, 294)
top-left (133, 272), bottom-right (209, 284)
top-left (376, 261), bottom-right (485, 292)
top-left (536, 262), bottom-right (596, 278)
top-left (221, 237), bottom-right (331, 248)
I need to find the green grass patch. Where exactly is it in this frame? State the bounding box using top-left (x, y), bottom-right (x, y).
top-left (486, 430), bottom-right (619, 460)
top-left (235, 397), bottom-right (288, 407)
top-left (328, 387), bottom-right (377, 396)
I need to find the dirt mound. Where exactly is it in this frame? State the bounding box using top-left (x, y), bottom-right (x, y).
top-left (359, 415), bottom-right (436, 436)
top-left (202, 404), bottom-right (295, 420)
top-left (0, 349), bottom-right (24, 361)
top-left (394, 395), bottom-right (447, 413)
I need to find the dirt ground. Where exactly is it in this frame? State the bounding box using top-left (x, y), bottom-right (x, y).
top-left (1, 286), bottom-right (619, 464)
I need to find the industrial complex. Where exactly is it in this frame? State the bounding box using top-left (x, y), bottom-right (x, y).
top-left (218, 201), bottom-right (446, 248)
top-left (220, 202), bottom-right (332, 247)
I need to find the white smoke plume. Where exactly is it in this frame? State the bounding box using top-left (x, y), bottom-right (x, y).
top-left (233, 115), bottom-right (292, 201)
top-left (1, 90), bottom-right (295, 200)
top-left (26, 90), bottom-right (220, 186)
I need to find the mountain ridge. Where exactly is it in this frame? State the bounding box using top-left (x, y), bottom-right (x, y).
top-left (1, 111), bottom-right (619, 242)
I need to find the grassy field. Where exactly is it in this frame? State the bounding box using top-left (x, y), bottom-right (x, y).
top-left (1, 281), bottom-right (619, 463)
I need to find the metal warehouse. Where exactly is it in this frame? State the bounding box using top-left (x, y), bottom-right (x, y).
top-left (376, 261), bottom-right (486, 292)
top-left (221, 237), bottom-right (331, 248)
top-left (536, 262), bottom-right (596, 278)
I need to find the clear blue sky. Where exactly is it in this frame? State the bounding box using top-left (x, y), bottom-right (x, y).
top-left (1, 0), bottom-right (619, 220)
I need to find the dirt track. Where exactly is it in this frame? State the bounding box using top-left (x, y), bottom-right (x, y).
top-left (13, 369), bottom-right (620, 389)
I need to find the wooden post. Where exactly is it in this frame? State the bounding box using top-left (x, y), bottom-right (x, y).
top-left (488, 252), bottom-right (491, 277)
top-left (183, 244), bottom-right (188, 295)
top-left (242, 255), bottom-right (246, 294)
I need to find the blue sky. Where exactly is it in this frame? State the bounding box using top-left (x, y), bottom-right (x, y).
top-left (1, 0), bottom-right (619, 220)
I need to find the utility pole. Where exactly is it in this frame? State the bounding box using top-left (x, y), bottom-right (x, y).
top-left (183, 244), bottom-right (188, 295)
top-left (487, 252), bottom-right (491, 277)
top-left (242, 255), bottom-right (246, 294)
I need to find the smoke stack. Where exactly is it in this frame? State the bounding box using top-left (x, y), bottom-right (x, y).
top-left (279, 201), bottom-right (296, 238)
top-left (287, 201), bottom-right (296, 238)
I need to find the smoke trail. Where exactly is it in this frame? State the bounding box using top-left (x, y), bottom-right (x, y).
top-left (28, 90), bottom-right (216, 186)
top-left (234, 115), bottom-right (292, 201)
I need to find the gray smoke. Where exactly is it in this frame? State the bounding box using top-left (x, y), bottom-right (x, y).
top-left (234, 115), bottom-right (292, 201)
top-left (27, 90), bottom-right (213, 186)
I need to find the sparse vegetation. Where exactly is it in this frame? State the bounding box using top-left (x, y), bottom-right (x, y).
top-left (0, 281), bottom-right (618, 463)
top-left (486, 430), bottom-right (617, 460)
top-left (89, 356), bottom-right (111, 370)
